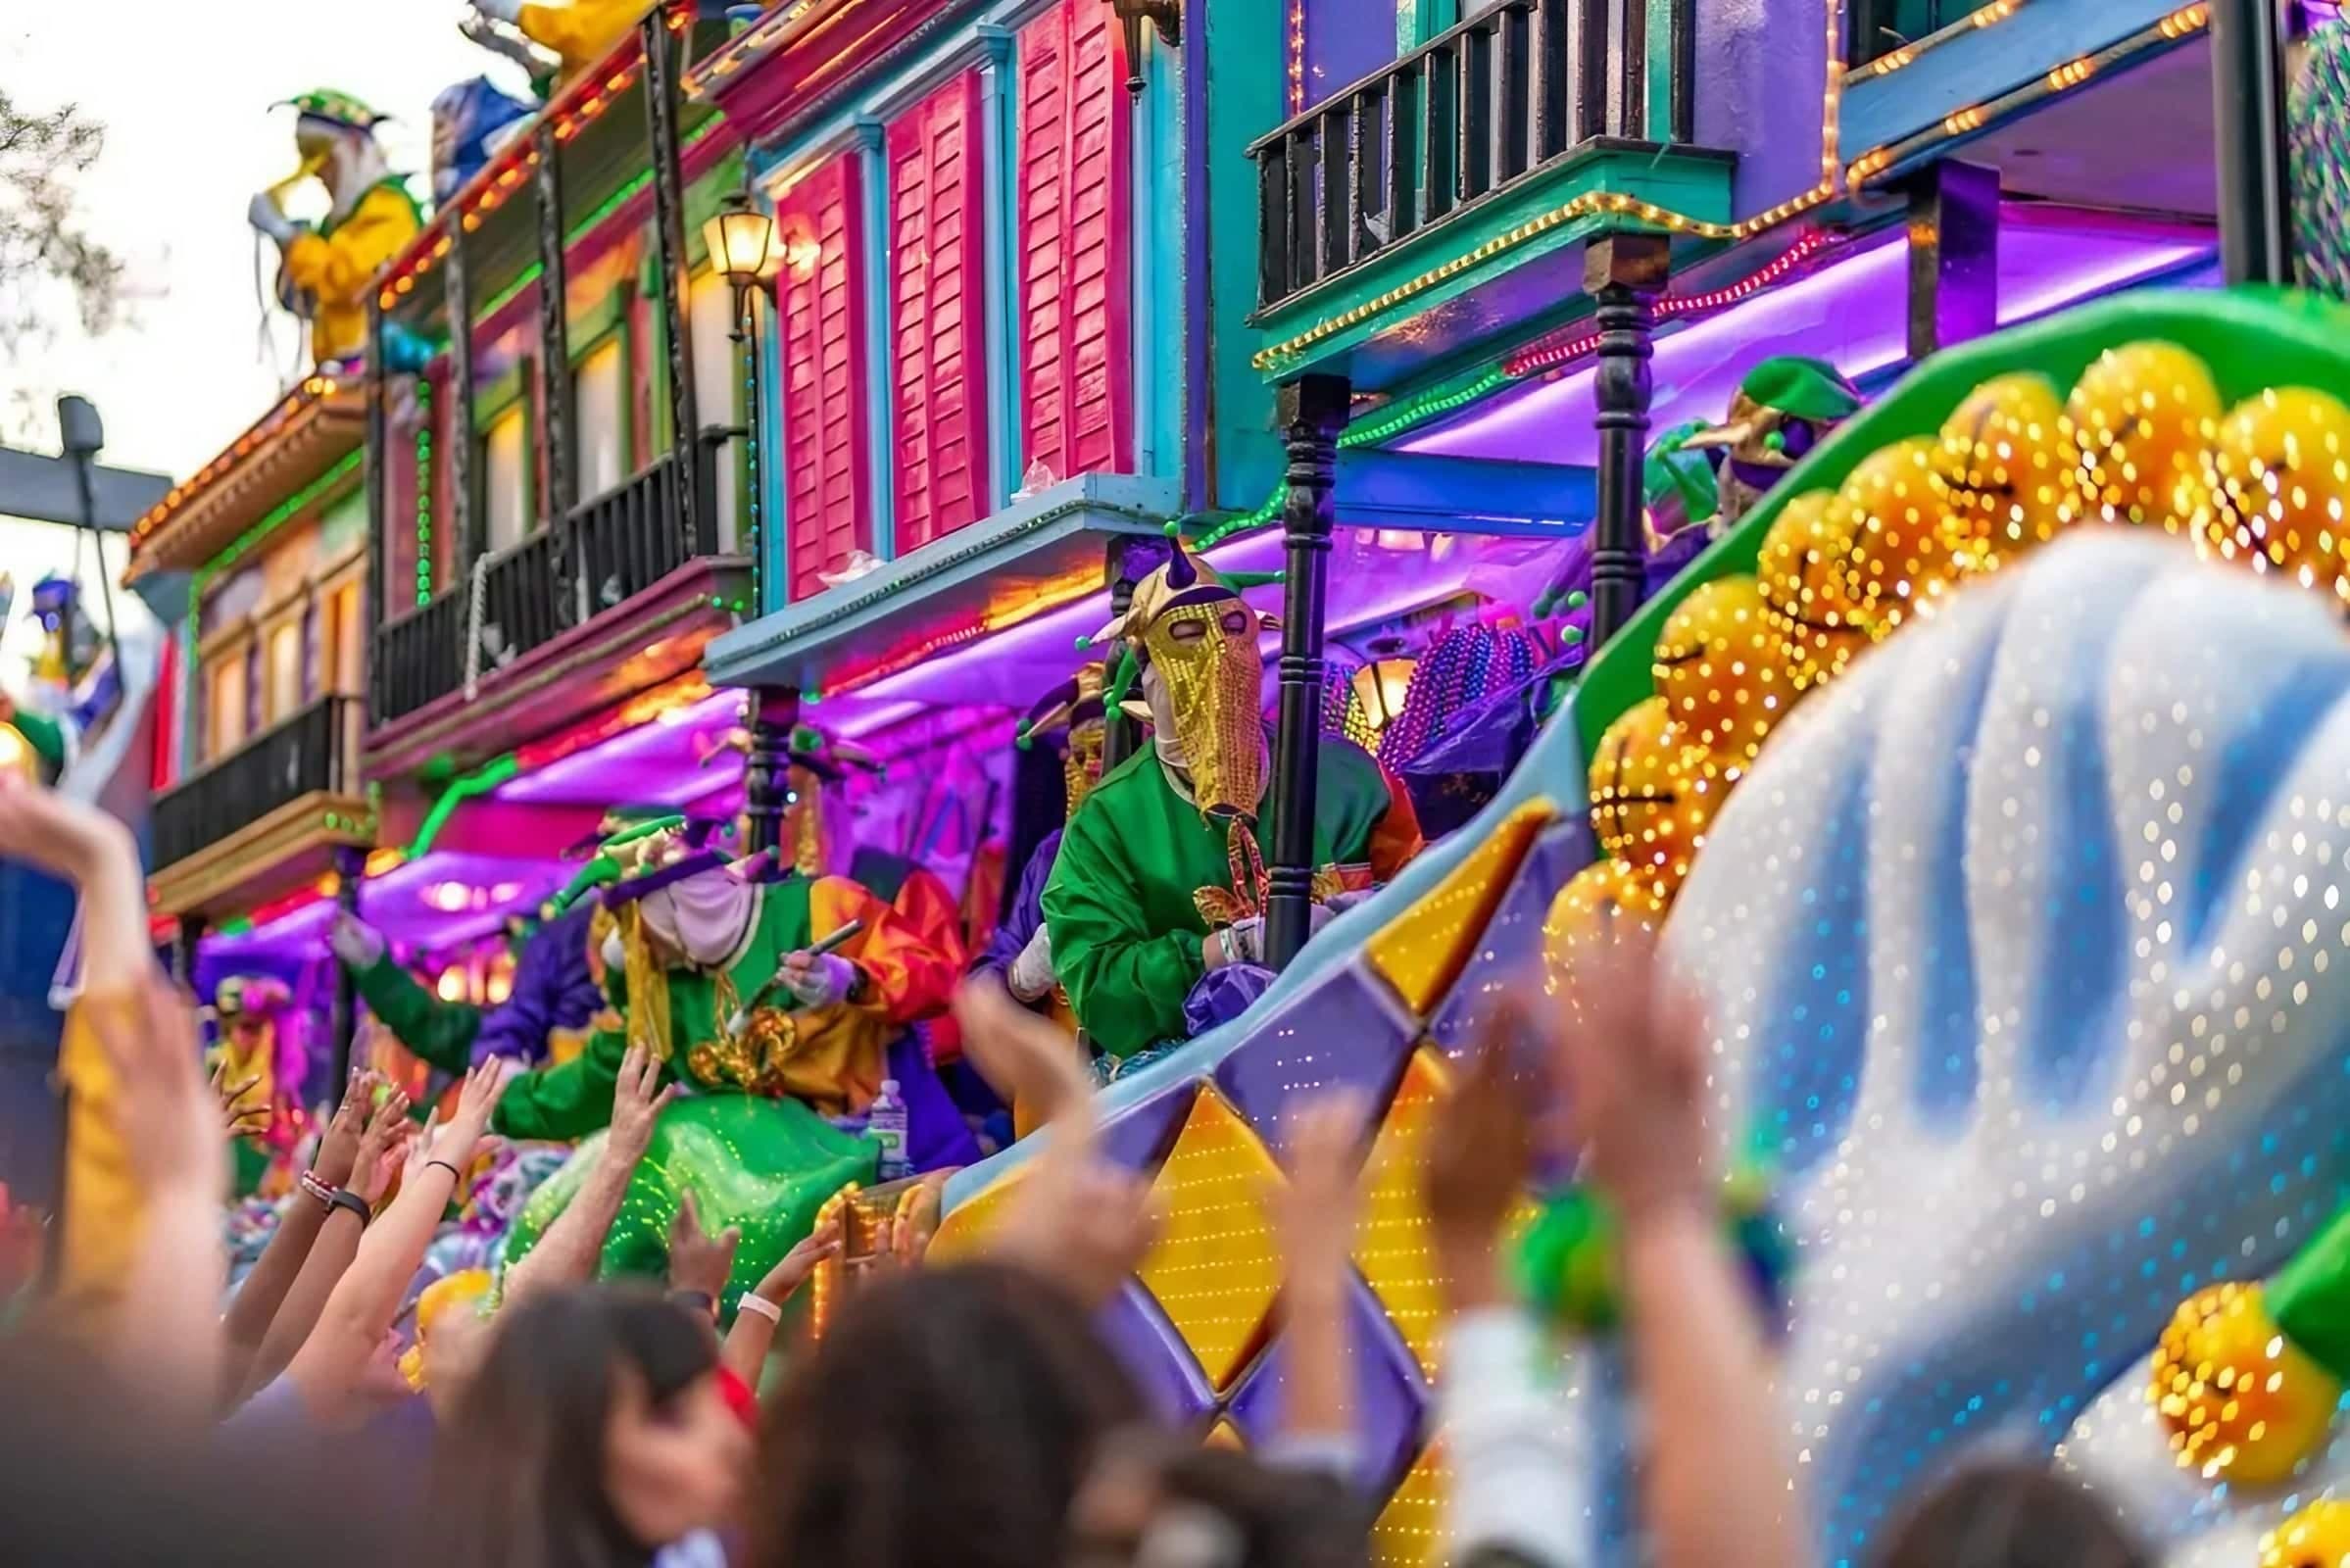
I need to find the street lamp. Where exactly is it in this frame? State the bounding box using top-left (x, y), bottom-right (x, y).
top-left (703, 189), bottom-right (781, 590)
top-left (1103, 0), bottom-right (1181, 98)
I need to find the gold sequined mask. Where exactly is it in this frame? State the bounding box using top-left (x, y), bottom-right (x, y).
top-left (1063, 716), bottom-right (1106, 819)
top-left (1140, 598), bottom-right (1267, 823)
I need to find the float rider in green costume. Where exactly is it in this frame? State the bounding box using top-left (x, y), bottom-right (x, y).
top-left (1040, 532), bottom-right (1425, 1062)
top-left (492, 815), bottom-right (955, 1315)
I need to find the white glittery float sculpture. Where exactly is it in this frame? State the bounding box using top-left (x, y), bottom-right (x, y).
top-left (1663, 530), bottom-right (2350, 1563)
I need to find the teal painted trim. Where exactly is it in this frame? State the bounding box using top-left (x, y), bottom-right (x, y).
top-left (1645, 0), bottom-right (1676, 139)
top-left (854, 116), bottom-right (896, 563)
top-left (759, 290), bottom-right (790, 615)
top-left (177, 614), bottom-right (200, 778)
top-left (1203, 0), bottom-right (1289, 512)
top-left (977, 25), bottom-right (1018, 510)
top-left (1135, 7), bottom-right (1181, 487)
top-left (1406, 0), bottom-right (1458, 49)
top-left (706, 473), bottom-right (1177, 688)
top-left (1249, 142), bottom-right (1735, 382)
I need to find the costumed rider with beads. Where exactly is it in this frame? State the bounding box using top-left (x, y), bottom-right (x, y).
top-left (245, 91), bottom-right (422, 368)
top-left (490, 814), bottom-right (957, 1310)
top-left (1041, 532), bottom-right (1424, 1064)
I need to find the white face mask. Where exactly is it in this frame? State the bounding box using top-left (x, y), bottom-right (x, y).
top-left (1143, 663), bottom-right (1188, 771)
top-left (639, 869), bottom-right (756, 968)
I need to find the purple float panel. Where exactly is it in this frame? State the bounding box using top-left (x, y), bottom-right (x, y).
top-left (1098, 1078), bottom-right (1201, 1179)
top-left (1211, 959), bottom-right (1417, 1169)
top-left (1224, 1271), bottom-right (1430, 1497)
top-left (1098, 1280), bottom-right (1217, 1429)
top-left (1426, 818), bottom-right (1592, 1062)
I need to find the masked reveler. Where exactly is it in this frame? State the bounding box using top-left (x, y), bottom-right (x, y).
top-left (207, 975), bottom-right (308, 1198)
top-left (492, 814), bottom-right (958, 1308)
top-left (244, 90), bottom-right (422, 368)
top-left (1041, 536), bottom-right (1425, 1062)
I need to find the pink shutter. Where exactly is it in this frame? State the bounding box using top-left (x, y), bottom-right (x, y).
top-left (1017, 0), bottom-right (1132, 484)
top-left (777, 153), bottom-right (872, 601)
top-left (887, 70), bottom-right (990, 554)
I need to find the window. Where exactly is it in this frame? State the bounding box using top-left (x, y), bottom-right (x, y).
top-left (574, 335), bottom-right (627, 502)
top-left (325, 579), bottom-right (363, 696)
top-left (266, 620), bottom-right (303, 722)
top-left (689, 268), bottom-right (742, 551)
top-left (208, 657), bottom-right (245, 760)
top-left (888, 71), bottom-right (992, 551)
top-left (483, 405), bottom-right (531, 555)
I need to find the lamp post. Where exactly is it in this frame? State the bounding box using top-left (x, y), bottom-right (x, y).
top-left (1103, 0), bottom-right (1180, 98)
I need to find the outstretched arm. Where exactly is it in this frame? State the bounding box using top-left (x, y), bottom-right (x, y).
top-left (503, 1047), bottom-right (672, 1304)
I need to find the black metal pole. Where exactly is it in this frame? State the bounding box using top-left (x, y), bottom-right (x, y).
top-left (171, 912), bottom-right (209, 990)
top-left (533, 118), bottom-right (576, 521)
top-left (643, 10), bottom-right (702, 553)
top-left (1905, 160), bottom-right (2000, 361)
top-left (745, 686), bottom-right (800, 858)
top-left (365, 302), bottom-right (389, 649)
top-left (1264, 373), bottom-right (1348, 971)
top-left (329, 844), bottom-right (366, 1093)
top-left (447, 224), bottom-right (480, 572)
top-left (1586, 234), bottom-right (1669, 650)
top-left (2212, 0), bottom-right (2291, 285)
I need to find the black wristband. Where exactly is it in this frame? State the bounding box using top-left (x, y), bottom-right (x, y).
top-left (425, 1158), bottom-right (463, 1182)
top-left (325, 1189), bottom-right (371, 1230)
top-left (671, 1289), bottom-right (717, 1320)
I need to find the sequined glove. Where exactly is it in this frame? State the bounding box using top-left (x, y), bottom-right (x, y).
top-left (246, 191), bottom-right (298, 245)
top-left (1007, 925), bottom-right (1057, 1004)
top-left (329, 912), bottom-right (386, 970)
top-left (780, 951), bottom-right (857, 1008)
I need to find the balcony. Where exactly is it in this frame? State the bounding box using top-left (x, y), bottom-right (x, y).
top-left (366, 438), bottom-right (751, 779)
top-left (1248, 0), bottom-right (1732, 390)
top-left (149, 694), bottom-right (372, 920)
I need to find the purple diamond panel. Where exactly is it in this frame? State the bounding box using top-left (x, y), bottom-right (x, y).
top-left (1098, 1280), bottom-right (1216, 1429)
top-left (1098, 1079), bottom-right (1200, 1178)
top-left (1426, 819), bottom-right (1589, 1061)
top-left (1224, 1272), bottom-right (1429, 1498)
top-left (1211, 961), bottom-right (1415, 1168)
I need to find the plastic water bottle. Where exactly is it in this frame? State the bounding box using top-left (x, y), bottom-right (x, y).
top-left (868, 1079), bottom-right (912, 1182)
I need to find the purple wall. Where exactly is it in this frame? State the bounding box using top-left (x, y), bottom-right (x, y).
top-left (1694, 0), bottom-right (1834, 220)
top-left (1300, 0), bottom-right (1402, 111)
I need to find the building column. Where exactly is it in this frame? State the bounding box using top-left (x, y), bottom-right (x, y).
top-left (171, 912), bottom-right (208, 992)
top-left (2211, 0), bottom-right (2290, 286)
top-left (745, 686), bottom-right (801, 858)
top-left (643, 8), bottom-right (703, 551)
top-left (533, 118), bottom-right (576, 522)
top-left (447, 223), bottom-right (481, 574)
top-left (1586, 233), bottom-right (1669, 651)
top-left (1263, 372), bottom-right (1349, 971)
top-left (364, 303), bottom-right (390, 719)
top-left (329, 845), bottom-right (366, 1093)
top-left (1905, 160), bottom-right (1999, 361)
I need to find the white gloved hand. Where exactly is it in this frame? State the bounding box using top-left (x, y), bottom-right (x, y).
top-left (1007, 924), bottom-right (1057, 1003)
top-left (1209, 915), bottom-right (1265, 969)
top-left (470, 0), bottom-right (525, 24)
top-left (780, 950), bottom-right (857, 1008)
top-left (329, 912), bottom-right (386, 970)
top-left (247, 192), bottom-right (298, 245)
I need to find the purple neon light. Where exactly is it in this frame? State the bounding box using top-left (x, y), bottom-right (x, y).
top-left (1401, 216), bottom-right (2214, 465)
top-left (204, 851), bottom-right (572, 968)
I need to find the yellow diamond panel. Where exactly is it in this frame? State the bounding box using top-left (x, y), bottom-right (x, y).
top-left (1366, 799), bottom-right (1556, 1016)
top-left (1356, 1047), bottom-right (1542, 1379)
top-left (1136, 1087), bottom-right (1285, 1391)
top-left (1204, 1418), bottom-right (1248, 1451)
top-left (1370, 1443), bottom-right (1445, 1568)
top-left (926, 1163), bottom-right (1029, 1265)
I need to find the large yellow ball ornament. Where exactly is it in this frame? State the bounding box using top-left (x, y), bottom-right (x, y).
top-left (2262, 1499), bottom-right (2350, 1568)
top-left (1836, 436), bottom-right (1965, 636)
top-left (2066, 339), bottom-right (2222, 531)
top-left (1542, 858), bottom-right (1665, 993)
top-left (1940, 371), bottom-right (2072, 567)
top-left (1587, 696), bottom-right (1717, 901)
top-left (2207, 387), bottom-right (2350, 594)
top-left (2149, 1280), bottom-right (2341, 1486)
top-left (1653, 575), bottom-right (1788, 765)
top-left (1758, 490), bottom-right (1870, 693)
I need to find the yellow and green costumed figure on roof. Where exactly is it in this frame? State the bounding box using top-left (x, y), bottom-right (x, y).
top-left (246, 90), bottom-right (421, 368)
top-left (1040, 531), bottom-right (1425, 1062)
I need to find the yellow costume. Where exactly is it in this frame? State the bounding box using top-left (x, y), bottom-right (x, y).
top-left (55, 991), bottom-right (143, 1328)
top-left (281, 181), bottom-right (419, 365)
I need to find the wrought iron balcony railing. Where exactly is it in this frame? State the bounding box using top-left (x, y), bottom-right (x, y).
top-left (153, 694), bottom-right (362, 870)
top-left (1250, 0), bottom-right (1695, 313)
top-left (372, 439), bottom-right (725, 726)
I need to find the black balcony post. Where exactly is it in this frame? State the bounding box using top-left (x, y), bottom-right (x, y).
top-left (447, 222), bottom-right (481, 574)
top-left (1906, 160), bottom-right (1999, 360)
top-left (745, 686), bottom-right (801, 858)
top-left (534, 120), bottom-right (576, 521)
top-left (2211, 0), bottom-right (2290, 286)
top-left (643, 9), bottom-right (701, 555)
top-left (171, 913), bottom-right (208, 990)
top-left (1587, 232), bottom-right (1670, 650)
top-left (1264, 372), bottom-right (1349, 972)
top-left (365, 302), bottom-right (389, 717)
top-left (328, 844), bottom-right (367, 1093)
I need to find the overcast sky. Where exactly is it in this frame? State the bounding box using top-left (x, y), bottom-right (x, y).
top-left (3, 2), bottom-right (527, 653)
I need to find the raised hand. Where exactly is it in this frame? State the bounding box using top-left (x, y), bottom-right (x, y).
top-left (0, 771), bottom-right (134, 886)
top-left (92, 977), bottom-right (224, 1202)
top-left (753, 1213), bottom-right (842, 1308)
top-left (1274, 1091), bottom-right (1371, 1286)
top-left (314, 1070), bottom-right (383, 1187)
top-left (351, 1085), bottom-right (412, 1205)
top-left (779, 949), bottom-right (856, 1008)
top-left (327, 912), bottom-right (385, 970)
top-left (1424, 1004), bottom-right (1538, 1312)
top-left (211, 1060), bottom-right (270, 1141)
top-left (605, 1046), bottom-right (676, 1167)
top-left (953, 975), bottom-right (1091, 1121)
top-left (667, 1189), bottom-right (740, 1300)
top-left (443, 1058), bottom-right (515, 1158)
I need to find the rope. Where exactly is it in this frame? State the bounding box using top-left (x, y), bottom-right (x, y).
top-left (463, 550), bottom-right (493, 701)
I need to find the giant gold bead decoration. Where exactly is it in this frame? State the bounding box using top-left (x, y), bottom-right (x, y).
top-left (1586, 696), bottom-right (1714, 895)
top-left (1836, 435), bottom-right (1966, 636)
top-left (2207, 386), bottom-right (2350, 595)
top-left (1758, 490), bottom-right (1871, 691)
top-left (1940, 370), bottom-right (2073, 566)
top-left (1542, 858), bottom-right (1666, 989)
top-left (2148, 1280), bottom-right (2342, 1486)
top-left (1653, 575), bottom-right (1789, 764)
top-left (2261, 1499), bottom-right (2350, 1568)
top-left (2066, 339), bottom-right (2222, 531)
